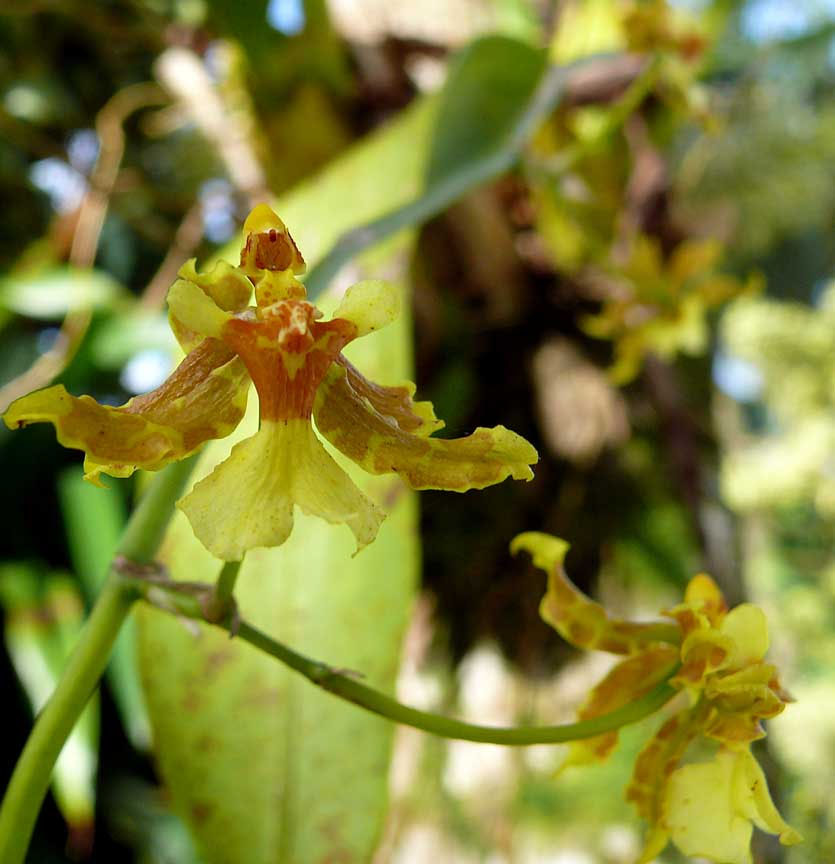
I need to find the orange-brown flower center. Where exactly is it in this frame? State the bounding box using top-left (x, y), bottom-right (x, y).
top-left (222, 301), bottom-right (356, 421)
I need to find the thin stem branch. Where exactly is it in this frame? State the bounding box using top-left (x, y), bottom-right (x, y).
top-left (131, 574), bottom-right (678, 746)
top-left (0, 578), bottom-right (134, 864)
top-left (204, 559), bottom-right (242, 625)
top-left (235, 620), bottom-right (678, 745)
top-left (0, 457), bottom-right (197, 864)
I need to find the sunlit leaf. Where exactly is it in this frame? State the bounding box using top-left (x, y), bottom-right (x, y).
top-left (0, 268), bottom-right (126, 319)
top-left (137, 103), bottom-right (425, 864)
top-left (0, 566), bottom-right (99, 852)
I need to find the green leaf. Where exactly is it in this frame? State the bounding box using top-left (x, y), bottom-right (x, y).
top-left (304, 35), bottom-right (552, 298)
top-left (58, 468), bottom-right (152, 749)
top-left (137, 102), bottom-right (425, 864)
top-left (0, 268), bottom-right (125, 319)
top-left (0, 566), bottom-right (99, 845)
top-left (424, 34), bottom-right (547, 187)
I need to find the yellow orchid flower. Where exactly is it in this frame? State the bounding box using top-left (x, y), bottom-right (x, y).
top-left (511, 531), bottom-right (801, 863)
top-left (659, 747), bottom-right (802, 864)
top-left (581, 235), bottom-right (760, 384)
top-left (5, 206), bottom-right (538, 561)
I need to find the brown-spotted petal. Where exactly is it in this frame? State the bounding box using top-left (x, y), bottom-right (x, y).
top-left (510, 532), bottom-right (681, 654)
top-left (628, 705), bottom-right (704, 862)
top-left (314, 363), bottom-right (536, 491)
top-left (332, 357), bottom-right (443, 436)
top-left (562, 644), bottom-right (679, 769)
top-left (701, 663), bottom-right (788, 744)
top-left (4, 338), bottom-right (249, 484)
top-left (672, 628), bottom-right (736, 689)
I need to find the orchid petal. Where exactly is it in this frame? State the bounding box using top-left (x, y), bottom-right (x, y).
top-left (314, 363), bottom-right (537, 491)
top-left (511, 532), bottom-right (680, 653)
top-left (4, 338), bottom-right (248, 484)
top-left (5, 386), bottom-right (180, 483)
top-left (169, 260), bottom-right (252, 352)
top-left (178, 419), bottom-right (384, 561)
top-left (664, 751), bottom-right (755, 864)
top-left (241, 204), bottom-right (305, 276)
top-left (733, 748), bottom-right (802, 846)
top-left (673, 628), bottom-right (736, 688)
top-left (167, 278), bottom-right (233, 340)
top-left (333, 358), bottom-right (443, 436)
top-left (333, 280), bottom-right (399, 337)
top-left (682, 572), bottom-right (727, 623)
top-left (720, 604), bottom-right (770, 665)
top-left (663, 749), bottom-right (802, 863)
top-left (177, 259), bottom-right (252, 312)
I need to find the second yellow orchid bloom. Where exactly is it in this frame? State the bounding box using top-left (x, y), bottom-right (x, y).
top-left (512, 531), bottom-right (801, 864)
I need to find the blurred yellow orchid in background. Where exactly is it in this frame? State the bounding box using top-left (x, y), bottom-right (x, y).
top-left (512, 531), bottom-right (801, 864)
top-left (581, 236), bottom-right (760, 384)
top-left (4, 206), bottom-right (538, 561)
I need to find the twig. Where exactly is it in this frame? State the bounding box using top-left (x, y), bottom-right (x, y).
top-left (0, 83), bottom-right (168, 413)
top-left (140, 199), bottom-right (205, 309)
top-left (130, 572), bottom-right (679, 746)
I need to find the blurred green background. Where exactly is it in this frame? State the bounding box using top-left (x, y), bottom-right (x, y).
top-left (1, 0), bottom-right (834, 862)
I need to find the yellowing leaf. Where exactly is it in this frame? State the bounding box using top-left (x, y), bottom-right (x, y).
top-left (137, 93), bottom-right (431, 864)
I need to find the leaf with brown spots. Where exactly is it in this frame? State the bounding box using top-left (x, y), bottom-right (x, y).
top-left (137, 106), bottom-right (429, 864)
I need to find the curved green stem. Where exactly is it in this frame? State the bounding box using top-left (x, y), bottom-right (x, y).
top-left (0, 577), bottom-right (134, 864)
top-left (132, 571), bottom-right (679, 746)
top-left (234, 620), bottom-right (678, 745)
top-left (0, 456), bottom-right (197, 864)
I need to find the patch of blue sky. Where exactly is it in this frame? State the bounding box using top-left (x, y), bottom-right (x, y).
top-left (741, 0), bottom-right (835, 43)
top-left (713, 349), bottom-right (764, 402)
top-left (266, 0), bottom-right (305, 36)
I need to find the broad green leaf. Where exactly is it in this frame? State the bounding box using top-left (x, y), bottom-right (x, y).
top-left (0, 566), bottom-right (99, 844)
top-left (424, 34), bottom-right (547, 188)
top-left (137, 102), bottom-right (426, 864)
top-left (58, 467), bottom-right (151, 749)
top-left (305, 35), bottom-right (552, 297)
top-left (0, 268), bottom-right (125, 319)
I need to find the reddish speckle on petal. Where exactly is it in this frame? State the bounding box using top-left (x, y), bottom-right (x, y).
top-left (223, 302), bottom-right (356, 421)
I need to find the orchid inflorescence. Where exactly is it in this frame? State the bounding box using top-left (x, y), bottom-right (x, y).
top-left (4, 209), bottom-right (800, 863)
top-left (513, 532), bottom-right (801, 864)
